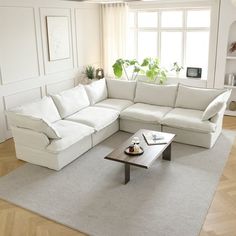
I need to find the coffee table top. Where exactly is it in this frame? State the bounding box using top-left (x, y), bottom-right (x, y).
top-left (105, 129), bottom-right (175, 169)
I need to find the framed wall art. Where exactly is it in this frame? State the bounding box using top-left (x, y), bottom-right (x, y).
top-left (46, 16), bottom-right (70, 61)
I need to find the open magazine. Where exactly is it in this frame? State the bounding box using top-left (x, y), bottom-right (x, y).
top-left (142, 131), bottom-right (167, 145)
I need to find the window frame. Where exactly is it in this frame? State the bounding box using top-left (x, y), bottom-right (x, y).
top-left (128, 7), bottom-right (211, 79)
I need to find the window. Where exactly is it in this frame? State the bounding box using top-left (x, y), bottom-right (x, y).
top-left (127, 8), bottom-right (211, 79)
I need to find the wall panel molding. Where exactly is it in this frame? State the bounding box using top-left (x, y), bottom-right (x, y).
top-left (0, 0), bottom-right (101, 142)
top-left (0, 65), bottom-right (3, 85)
top-left (45, 78), bottom-right (75, 95)
top-left (0, 6), bottom-right (40, 84)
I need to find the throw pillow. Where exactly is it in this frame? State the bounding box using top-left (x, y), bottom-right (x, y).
top-left (202, 90), bottom-right (231, 120)
top-left (84, 78), bottom-right (107, 105)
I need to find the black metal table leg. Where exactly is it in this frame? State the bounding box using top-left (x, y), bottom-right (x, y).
top-left (124, 163), bottom-right (130, 184)
top-left (162, 143), bottom-right (171, 161)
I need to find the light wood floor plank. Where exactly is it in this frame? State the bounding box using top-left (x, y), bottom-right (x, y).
top-left (0, 116), bottom-right (235, 236)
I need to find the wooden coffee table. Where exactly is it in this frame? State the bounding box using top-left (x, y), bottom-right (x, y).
top-left (105, 129), bottom-right (175, 184)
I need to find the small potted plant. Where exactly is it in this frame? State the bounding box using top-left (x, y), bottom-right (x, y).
top-left (171, 62), bottom-right (183, 77)
top-left (85, 65), bottom-right (95, 80)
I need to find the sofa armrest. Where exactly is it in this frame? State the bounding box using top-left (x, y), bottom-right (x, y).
top-left (11, 126), bottom-right (50, 150)
top-left (210, 104), bottom-right (226, 124)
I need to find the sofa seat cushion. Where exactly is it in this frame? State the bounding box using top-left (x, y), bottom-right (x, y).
top-left (66, 107), bottom-right (119, 131)
top-left (120, 103), bottom-right (172, 124)
top-left (47, 120), bottom-right (94, 153)
top-left (95, 99), bottom-right (133, 112)
top-left (162, 108), bottom-right (216, 133)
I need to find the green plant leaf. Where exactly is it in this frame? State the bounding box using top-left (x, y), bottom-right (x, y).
top-left (141, 58), bottom-right (150, 67)
top-left (129, 59), bottom-right (137, 65)
top-left (112, 62), bottom-right (123, 78)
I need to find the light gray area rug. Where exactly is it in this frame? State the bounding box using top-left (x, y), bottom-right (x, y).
top-left (0, 131), bottom-right (235, 236)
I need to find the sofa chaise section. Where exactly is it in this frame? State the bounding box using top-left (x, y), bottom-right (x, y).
top-left (11, 121), bottom-right (94, 170)
top-left (7, 95), bottom-right (95, 170)
top-left (161, 85), bottom-right (231, 148)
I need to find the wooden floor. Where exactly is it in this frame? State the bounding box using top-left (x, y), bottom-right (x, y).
top-left (0, 116), bottom-right (235, 236)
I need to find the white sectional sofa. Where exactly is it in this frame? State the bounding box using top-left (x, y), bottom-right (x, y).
top-left (7, 78), bottom-right (231, 170)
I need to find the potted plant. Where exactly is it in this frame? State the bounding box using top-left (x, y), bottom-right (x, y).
top-left (171, 62), bottom-right (183, 77)
top-left (112, 58), bottom-right (167, 84)
top-left (140, 57), bottom-right (167, 84)
top-left (85, 65), bottom-right (95, 80)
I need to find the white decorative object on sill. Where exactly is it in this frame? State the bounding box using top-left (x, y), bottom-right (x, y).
top-left (225, 74), bottom-right (235, 86)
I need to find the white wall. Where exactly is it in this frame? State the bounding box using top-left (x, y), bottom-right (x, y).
top-left (0, 0), bottom-right (101, 142)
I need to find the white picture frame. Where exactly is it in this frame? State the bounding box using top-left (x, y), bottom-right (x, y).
top-left (46, 16), bottom-right (70, 61)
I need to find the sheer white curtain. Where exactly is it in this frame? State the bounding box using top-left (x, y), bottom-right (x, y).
top-left (101, 3), bottom-right (128, 76)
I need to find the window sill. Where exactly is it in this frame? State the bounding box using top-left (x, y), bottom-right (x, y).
top-left (167, 75), bottom-right (207, 80)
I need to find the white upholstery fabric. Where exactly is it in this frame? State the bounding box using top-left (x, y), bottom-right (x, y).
top-left (120, 103), bottom-right (172, 124)
top-left (11, 126), bottom-right (50, 150)
top-left (7, 112), bottom-right (61, 139)
top-left (84, 78), bottom-right (107, 105)
top-left (175, 85), bottom-right (225, 111)
top-left (162, 108), bottom-right (216, 133)
top-left (10, 96), bottom-right (60, 123)
top-left (15, 137), bottom-right (92, 170)
top-left (210, 104), bottom-right (226, 124)
top-left (51, 85), bottom-right (90, 118)
top-left (66, 107), bottom-right (119, 131)
top-left (202, 90), bottom-right (231, 120)
top-left (47, 120), bottom-right (94, 153)
top-left (135, 82), bottom-right (178, 107)
top-left (95, 99), bottom-right (133, 112)
top-left (106, 79), bottom-right (136, 101)
top-left (162, 126), bottom-right (221, 148)
top-left (120, 119), bottom-right (161, 133)
top-left (92, 120), bottom-right (119, 146)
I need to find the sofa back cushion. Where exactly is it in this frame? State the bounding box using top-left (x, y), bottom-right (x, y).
top-left (134, 82), bottom-right (178, 107)
top-left (51, 85), bottom-right (90, 118)
top-left (106, 79), bottom-right (136, 101)
top-left (175, 85), bottom-right (225, 111)
top-left (10, 96), bottom-right (61, 123)
top-left (84, 78), bottom-right (107, 105)
top-left (7, 112), bottom-right (61, 139)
